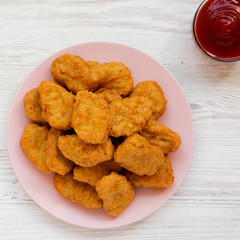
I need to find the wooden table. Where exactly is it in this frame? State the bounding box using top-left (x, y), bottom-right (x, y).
top-left (1, 0), bottom-right (240, 239)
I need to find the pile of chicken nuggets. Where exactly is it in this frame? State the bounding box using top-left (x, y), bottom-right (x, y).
top-left (20, 53), bottom-right (181, 216)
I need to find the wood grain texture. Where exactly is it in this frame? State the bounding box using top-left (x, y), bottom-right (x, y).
top-left (1, 0), bottom-right (240, 239)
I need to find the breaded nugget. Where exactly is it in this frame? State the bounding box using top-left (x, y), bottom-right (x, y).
top-left (100, 76), bottom-right (133, 97)
top-left (87, 60), bottom-right (108, 89)
top-left (109, 96), bottom-right (153, 137)
top-left (94, 88), bottom-right (122, 104)
top-left (23, 87), bottom-right (46, 123)
top-left (51, 54), bottom-right (107, 93)
top-left (39, 81), bottom-right (75, 130)
top-left (20, 123), bottom-right (52, 174)
top-left (58, 134), bottom-right (114, 167)
top-left (114, 134), bottom-right (164, 176)
top-left (140, 119), bottom-right (181, 154)
top-left (103, 62), bottom-right (131, 81)
top-left (72, 90), bottom-right (111, 144)
top-left (54, 172), bottom-right (102, 208)
top-left (99, 62), bottom-right (134, 97)
top-left (96, 172), bottom-right (135, 216)
top-left (125, 156), bottom-right (174, 190)
top-left (51, 54), bottom-right (89, 92)
top-left (46, 128), bottom-right (74, 175)
top-left (73, 160), bottom-right (121, 187)
top-left (130, 80), bottom-right (167, 120)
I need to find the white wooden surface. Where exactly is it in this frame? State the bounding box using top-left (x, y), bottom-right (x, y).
top-left (1, 0), bottom-right (240, 239)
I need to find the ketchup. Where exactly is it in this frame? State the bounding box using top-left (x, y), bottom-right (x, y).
top-left (193, 0), bottom-right (240, 61)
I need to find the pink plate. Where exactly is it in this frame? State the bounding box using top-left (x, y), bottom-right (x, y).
top-left (7, 42), bottom-right (194, 229)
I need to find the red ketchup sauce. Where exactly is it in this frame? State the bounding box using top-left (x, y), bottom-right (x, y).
top-left (193, 0), bottom-right (240, 61)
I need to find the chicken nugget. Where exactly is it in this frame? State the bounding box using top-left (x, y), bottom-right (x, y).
top-left (96, 172), bottom-right (134, 216)
top-left (95, 88), bottom-right (122, 104)
top-left (46, 128), bottom-right (74, 175)
top-left (140, 119), bottom-right (181, 154)
top-left (54, 172), bottom-right (102, 208)
top-left (73, 160), bottom-right (121, 187)
top-left (109, 96), bottom-right (152, 137)
top-left (130, 80), bottom-right (167, 120)
top-left (87, 60), bottom-right (108, 89)
top-left (20, 123), bottom-right (52, 174)
top-left (23, 87), bottom-right (46, 123)
top-left (125, 156), bottom-right (174, 190)
top-left (99, 62), bottom-right (134, 97)
top-left (51, 54), bottom-right (107, 93)
top-left (103, 62), bottom-right (131, 81)
top-left (58, 134), bottom-right (114, 167)
top-left (39, 81), bottom-right (75, 130)
top-left (72, 90), bottom-right (111, 144)
top-left (114, 134), bottom-right (164, 176)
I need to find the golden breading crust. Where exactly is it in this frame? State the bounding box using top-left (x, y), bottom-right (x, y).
top-left (109, 96), bottom-right (153, 137)
top-left (140, 119), bottom-right (181, 154)
top-left (87, 60), bottom-right (108, 89)
top-left (54, 172), bottom-right (102, 208)
top-left (39, 81), bottom-right (75, 130)
top-left (58, 134), bottom-right (114, 167)
top-left (46, 128), bottom-right (74, 175)
top-left (94, 88), bottom-right (122, 104)
top-left (73, 160), bottom-right (121, 187)
top-left (51, 54), bottom-right (107, 93)
top-left (95, 172), bottom-right (135, 216)
top-left (125, 156), bottom-right (174, 191)
top-left (72, 90), bottom-right (111, 144)
top-left (20, 123), bottom-right (52, 174)
top-left (130, 80), bottom-right (167, 120)
top-left (114, 134), bottom-right (164, 176)
top-left (99, 62), bottom-right (134, 97)
top-left (23, 87), bottom-right (46, 123)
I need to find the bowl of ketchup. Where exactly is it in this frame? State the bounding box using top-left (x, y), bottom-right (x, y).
top-left (193, 0), bottom-right (240, 61)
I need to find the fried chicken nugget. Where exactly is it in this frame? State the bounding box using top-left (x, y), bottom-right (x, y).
top-left (109, 96), bottom-right (153, 137)
top-left (46, 128), bottom-right (74, 175)
top-left (87, 60), bottom-right (108, 90)
top-left (20, 123), bottom-right (52, 174)
top-left (39, 81), bottom-right (75, 130)
top-left (51, 54), bottom-right (107, 93)
top-left (125, 156), bottom-right (174, 191)
top-left (58, 134), bottom-right (114, 167)
top-left (94, 88), bottom-right (122, 104)
top-left (72, 90), bottom-right (111, 144)
top-left (96, 172), bottom-right (135, 216)
top-left (23, 87), bottom-right (46, 123)
top-left (140, 119), bottom-right (181, 154)
top-left (54, 172), bottom-right (102, 208)
top-left (73, 160), bottom-right (121, 187)
top-left (114, 134), bottom-right (164, 176)
top-left (99, 62), bottom-right (134, 97)
top-left (130, 80), bottom-right (167, 120)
